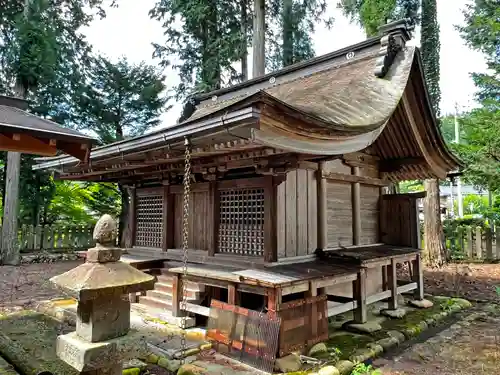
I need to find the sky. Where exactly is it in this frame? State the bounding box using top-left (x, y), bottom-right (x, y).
top-left (83, 0), bottom-right (488, 130)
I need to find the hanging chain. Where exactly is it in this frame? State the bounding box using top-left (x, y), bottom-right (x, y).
top-left (180, 137), bottom-right (191, 365)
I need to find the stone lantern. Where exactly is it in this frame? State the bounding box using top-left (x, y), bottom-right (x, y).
top-left (51, 215), bottom-right (155, 375)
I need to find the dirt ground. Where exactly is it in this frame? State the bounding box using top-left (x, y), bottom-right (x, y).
top-left (0, 260), bottom-right (82, 309)
top-left (375, 304), bottom-right (500, 375)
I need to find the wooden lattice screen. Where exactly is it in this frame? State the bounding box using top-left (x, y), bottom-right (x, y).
top-left (135, 193), bottom-right (164, 248)
top-left (218, 188), bottom-right (265, 256)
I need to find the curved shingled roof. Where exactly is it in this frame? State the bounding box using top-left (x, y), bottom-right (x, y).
top-left (33, 19), bottom-right (459, 181)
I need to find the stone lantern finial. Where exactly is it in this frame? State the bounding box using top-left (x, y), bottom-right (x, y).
top-left (50, 214), bottom-right (155, 375)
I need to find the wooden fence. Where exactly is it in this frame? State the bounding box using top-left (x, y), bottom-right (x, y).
top-left (445, 225), bottom-right (500, 261)
top-left (9, 225), bottom-right (95, 253)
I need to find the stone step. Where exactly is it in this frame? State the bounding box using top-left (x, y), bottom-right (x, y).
top-left (155, 274), bottom-right (205, 292)
top-left (139, 295), bottom-right (173, 310)
top-left (131, 303), bottom-right (196, 328)
top-left (146, 289), bottom-right (202, 303)
top-left (155, 282), bottom-right (202, 299)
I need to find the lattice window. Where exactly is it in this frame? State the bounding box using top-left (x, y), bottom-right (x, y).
top-left (218, 188), bottom-right (265, 256)
top-left (135, 194), bottom-right (163, 248)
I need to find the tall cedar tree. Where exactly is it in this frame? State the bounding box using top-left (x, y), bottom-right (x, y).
top-left (74, 56), bottom-right (168, 245)
top-left (150, 0), bottom-right (333, 104)
top-left (421, 0), bottom-right (446, 266)
top-left (150, 0), bottom-right (242, 100)
top-left (450, 0), bottom-right (500, 191)
top-left (339, 0), bottom-right (420, 36)
top-left (0, 0), bottom-right (111, 264)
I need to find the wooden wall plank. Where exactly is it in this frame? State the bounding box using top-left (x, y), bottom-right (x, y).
top-left (360, 186), bottom-right (380, 245)
top-left (296, 169), bottom-right (308, 256)
top-left (285, 170), bottom-right (297, 257)
top-left (326, 181), bottom-right (353, 247)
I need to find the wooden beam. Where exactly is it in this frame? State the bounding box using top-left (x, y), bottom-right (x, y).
top-left (317, 161), bottom-right (327, 250)
top-left (351, 166), bottom-right (361, 246)
top-left (323, 171), bottom-right (388, 186)
top-left (353, 269), bottom-right (367, 323)
top-left (57, 140), bottom-right (91, 161)
top-left (0, 133), bottom-right (57, 156)
top-left (379, 157), bottom-right (426, 173)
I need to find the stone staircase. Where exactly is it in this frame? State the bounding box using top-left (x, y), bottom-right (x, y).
top-left (133, 267), bottom-right (207, 326)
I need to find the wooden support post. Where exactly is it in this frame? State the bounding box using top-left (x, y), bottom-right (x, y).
top-left (351, 166), bottom-right (361, 246)
top-left (475, 226), bottom-right (482, 259)
top-left (308, 282), bottom-right (318, 337)
top-left (209, 181), bottom-right (219, 256)
top-left (163, 185), bottom-right (174, 251)
top-left (388, 258), bottom-right (398, 310)
top-left (228, 283), bottom-right (238, 305)
top-left (127, 186), bottom-right (136, 248)
top-left (171, 274), bottom-right (183, 317)
top-left (412, 253), bottom-right (424, 300)
top-left (353, 269), bottom-right (367, 323)
top-left (264, 176), bottom-right (277, 263)
top-left (381, 265), bottom-right (388, 291)
top-left (267, 288), bottom-right (282, 319)
top-left (317, 161), bottom-right (327, 250)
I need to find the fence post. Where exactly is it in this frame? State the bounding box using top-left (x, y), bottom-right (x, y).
top-left (34, 226), bottom-right (42, 250)
top-left (466, 226), bottom-right (473, 258)
top-left (496, 227), bottom-right (500, 260)
top-left (485, 227), bottom-right (493, 260)
top-left (475, 226), bottom-right (482, 259)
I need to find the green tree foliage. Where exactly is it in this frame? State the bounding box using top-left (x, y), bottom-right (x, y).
top-left (450, 0), bottom-right (499, 191)
top-left (150, 0), bottom-right (243, 99)
top-left (458, 0), bottom-right (499, 104)
top-left (0, 0), bottom-right (114, 228)
top-left (339, 0), bottom-right (420, 36)
top-left (267, 0), bottom-right (332, 70)
top-left (75, 55), bottom-right (169, 144)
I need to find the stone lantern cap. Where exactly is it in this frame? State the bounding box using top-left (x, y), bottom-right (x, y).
top-left (50, 214), bottom-right (155, 302)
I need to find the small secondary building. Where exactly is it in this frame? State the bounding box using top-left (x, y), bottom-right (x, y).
top-left (35, 20), bottom-right (459, 358)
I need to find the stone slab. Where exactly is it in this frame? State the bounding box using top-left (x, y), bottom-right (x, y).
top-left (409, 299), bottom-right (434, 309)
top-left (381, 308), bottom-right (407, 319)
top-left (56, 330), bottom-right (148, 372)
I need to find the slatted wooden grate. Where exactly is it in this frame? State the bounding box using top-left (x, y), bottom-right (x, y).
top-left (135, 194), bottom-right (163, 248)
top-left (218, 188), bottom-right (265, 256)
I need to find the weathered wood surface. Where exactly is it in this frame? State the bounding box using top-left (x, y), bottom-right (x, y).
top-left (277, 169), bottom-right (318, 258)
top-left (360, 185), bottom-right (379, 244)
top-left (380, 193), bottom-right (420, 248)
top-left (167, 260), bottom-right (359, 288)
top-left (326, 181), bottom-right (353, 248)
top-left (12, 224), bottom-right (94, 252)
top-left (320, 244), bottom-right (420, 266)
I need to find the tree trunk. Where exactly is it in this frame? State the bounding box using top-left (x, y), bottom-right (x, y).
top-left (252, 0), bottom-right (265, 78)
top-left (118, 184), bottom-right (130, 248)
top-left (282, 0), bottom-right (294, 67)
top-left (240, 0), bottom-right (249, 81)
top-left (1, 152), bottom-right (21, 265)
top-left (423, 178), bottom-right (446, 267)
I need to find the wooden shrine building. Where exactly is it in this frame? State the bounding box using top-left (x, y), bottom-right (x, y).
top-left (35, 20), bottom-right (459, 358)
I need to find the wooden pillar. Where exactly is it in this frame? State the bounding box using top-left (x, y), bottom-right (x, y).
top-left (353, 269), bottom-right (367, 323)
top-left (264, 176), bottom-right (278, 263)
top-left (351, 166), bottom-right (361, 246)
top-left (162, 183), bottom-right (174, 252)
top-left (317, 161), bottom-right (327, 250)
top-left (171, 274), bottom-right (184, 317)
top-left (126, 186), bottom-right (136, 248)
top-left (412, 253), bottom-right (424, 300)
top-left (209, 180), bottom-right (219, 256)
top-left (308, 282), bottom-right (318, 337)
top-left (387, 258), bottom-right (398, 310)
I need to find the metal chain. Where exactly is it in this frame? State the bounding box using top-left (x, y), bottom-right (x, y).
top-left (180, 137), bottom-right (191, 365)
